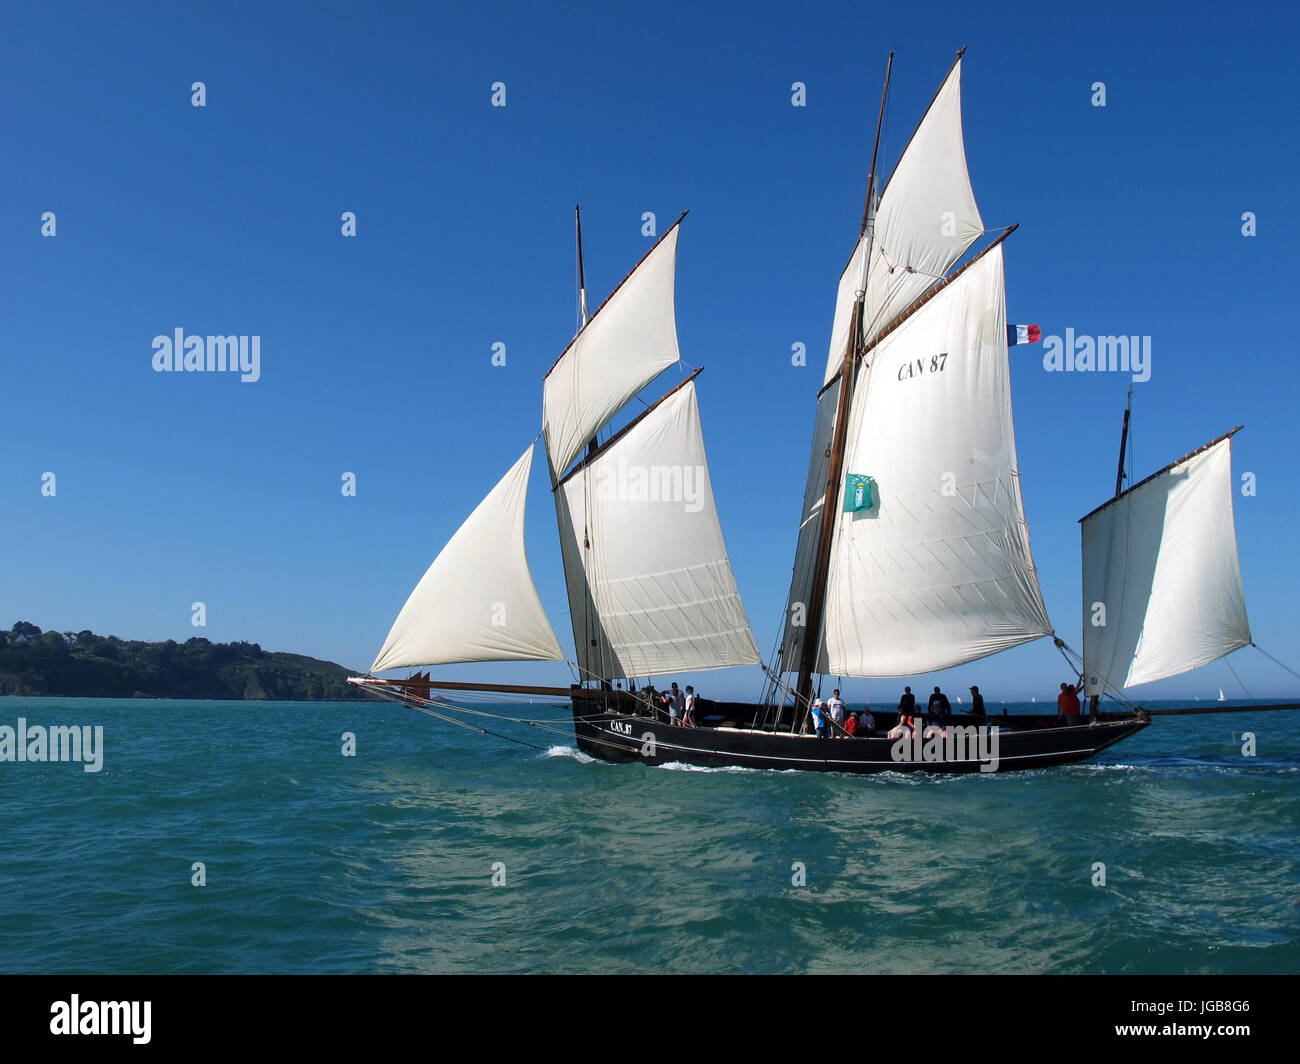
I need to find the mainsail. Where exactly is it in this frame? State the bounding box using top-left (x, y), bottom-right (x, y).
top-left (1080, 434), bottom-right (1251, 695)
top-left (818, 244), bottom-right (1052, 676)
top-left (370, 446), bottom-right (563, 672)
top-left (554, 379), bottom-right (760, 679)
top-left (822, 55), bottom-right (984, 387)
top-left (542, 220), bottom-right (684, 481)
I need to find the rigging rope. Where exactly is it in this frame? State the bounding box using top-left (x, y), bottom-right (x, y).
top-left (403, 700), bottom-right (551, 752)
top-left (1251, 643), bottom-right (1300, 685)
top-left (374, 681), bottom-right (660, 754)
top-left (1052, 637), bottom-right (1143, 714)
top-left (1224, 654), bottom-right (1255, 700)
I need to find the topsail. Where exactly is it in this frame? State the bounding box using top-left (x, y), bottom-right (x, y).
top-left (823, 56), bottom-right (984, 387)
top-left (543, 222), bottom-right (683, 480)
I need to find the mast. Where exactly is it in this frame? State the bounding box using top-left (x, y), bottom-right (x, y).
top-left (1114, 385), bottom-right (1132, 499)
top-left (575, 204), bottom-right (590, 331)
top-left (576, 204), bottom-right (596, 465)
top-left (860, 52), bottom-right (894, 240)
top-left (794, 53), bottom-right (893, 715)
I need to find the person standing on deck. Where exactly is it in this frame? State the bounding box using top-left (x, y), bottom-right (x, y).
top-left (664, 683), bottom-right (683, 726)
top-left (969, 685), bottom-right (986, 719)
top-left (928, 686), bottom-right (952, 725)
top-left (682, 686), bottom-right (697, 728)
top-left (811, 699), bottom-right (828, 738)
top-left (898, 686), bottom-right (916, 715)
top-left (827, 689), bottom-right (846, 736)
top-left (1059, 679), bottom-right (1083, 724)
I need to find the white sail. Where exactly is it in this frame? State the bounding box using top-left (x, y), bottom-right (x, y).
top-left (555, 380), bottom-right (760, 679)
top-left (543, 224), bottom-right (682, 480)
top-left (823, 58), bottom-right (984, 386)
top-left (824, 238), bottom-right (869, 386)
top-left (779, 377), bottom-right (840, 675)
top-left (370, 446), bottom-right (563, 672)
top-left (1081, 436), bottom-right (1250, 695)
top-left (819, 245), bottom-right (1052, 676)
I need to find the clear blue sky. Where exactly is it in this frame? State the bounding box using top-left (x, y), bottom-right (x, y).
top-left (4, 0), bottom-right (1297, 701)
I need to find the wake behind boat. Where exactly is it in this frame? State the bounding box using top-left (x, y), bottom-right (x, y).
top-left (349, 49), bottom-right (1297, 775)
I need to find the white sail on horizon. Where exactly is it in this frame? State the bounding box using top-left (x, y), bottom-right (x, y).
top-left (555, 380), bottom-right (761, 679)
top-left (370, 445), bottom-right (563, 673)
top-left (823, 57), bottom-right (984, 386)
top-left (543, 224), bottom-right (683, 481)
top-left (1081, 436), bottom-right (1251, 696)
top-left (818, 245), bottom-right (1053, 677)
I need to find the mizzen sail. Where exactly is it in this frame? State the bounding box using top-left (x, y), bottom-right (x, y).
top-left (370, 445), bottom-right (563, 672)
top-left (1081, 434), bottom-right (1250, 695)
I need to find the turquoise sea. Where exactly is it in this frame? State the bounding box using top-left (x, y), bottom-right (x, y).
top-left (0, 696), bottom-right (1296, 974)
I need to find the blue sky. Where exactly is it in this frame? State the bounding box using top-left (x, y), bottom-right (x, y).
top-left (3, 0), bottom-right (1297, 701)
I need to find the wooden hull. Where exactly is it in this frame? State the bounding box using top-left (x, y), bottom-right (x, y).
top-left (570, 700), bottom-right (1148, 774)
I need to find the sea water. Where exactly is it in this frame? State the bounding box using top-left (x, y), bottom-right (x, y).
top-left (0, 697), bottom-right (1295, 974)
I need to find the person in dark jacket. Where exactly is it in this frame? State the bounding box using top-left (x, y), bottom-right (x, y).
top-left (928, 686), bottom-right (952, 724)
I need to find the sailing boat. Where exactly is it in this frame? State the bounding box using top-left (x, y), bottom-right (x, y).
top-left (350, 50), bottom-right (1281, 774)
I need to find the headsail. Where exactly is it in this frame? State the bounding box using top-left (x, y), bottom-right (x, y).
top-left (370, 445), bottom-right (563, 672)
top-left (554, 379), bottom-right (760, 679)
top-left (817, 243), bottom-right (1052, 676)
top-left (1081, 434), bottom-right (1250, 695)
top-left (823, 56), bottom-right (984, 386)
top-left (543, 220), bottom-right (684, 480)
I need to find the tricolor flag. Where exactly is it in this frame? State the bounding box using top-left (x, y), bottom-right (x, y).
top-left (1008, 323), bottom-right (1041, 346)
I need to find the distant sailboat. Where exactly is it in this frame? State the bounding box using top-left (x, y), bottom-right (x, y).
top-left (1219, 688), bottom-right (1227, 702)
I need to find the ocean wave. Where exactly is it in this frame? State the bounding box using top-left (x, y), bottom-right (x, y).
top-left (541, 745), bottom-right (596, 764)
top-left (655, 760), bottom-right (762, 774)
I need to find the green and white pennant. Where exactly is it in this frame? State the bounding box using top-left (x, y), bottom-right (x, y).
top-left (843, 473), bottom-right (876, 513)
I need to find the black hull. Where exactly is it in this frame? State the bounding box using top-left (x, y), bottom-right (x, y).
top-left (570, 700), bottom-right (1148, 775)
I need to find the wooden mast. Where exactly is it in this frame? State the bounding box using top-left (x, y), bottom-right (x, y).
top-left (575, 204), bottom-right (589, 331)
top-left (1114, 386), bottom-right (1132, 499)
top-left (793, 52), bottom-right (893, 719)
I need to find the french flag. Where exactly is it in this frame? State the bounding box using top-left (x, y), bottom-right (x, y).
top-left (1008, 323), bottom-right (1041, 346)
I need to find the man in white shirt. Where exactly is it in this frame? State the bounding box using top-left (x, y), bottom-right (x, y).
top-left (682, 686), bottom-right (697, 728)
top-left (827, 690), bottom-right (846, 736)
